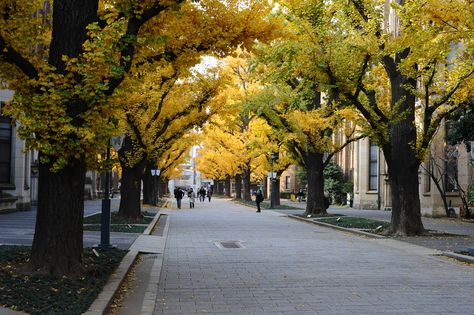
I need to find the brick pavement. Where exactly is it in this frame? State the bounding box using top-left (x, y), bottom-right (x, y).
top-left (276, 200), bottom-right (474, 253)
top-left (154, 198), bottom-right (474, 315)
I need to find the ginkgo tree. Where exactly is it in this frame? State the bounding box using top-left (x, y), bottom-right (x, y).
top-left (251, 31), bottom-right (366, 215)
top-left (115, 64), bottom-right (224, 219)
top-left (0, 0), bottom-right (283, 275)
top-left (197, 113), bottom-right (282, 201)
top-left (197, 49), bottom-right (289, 201)
top-left (278, 0), bottom-right (474, 234)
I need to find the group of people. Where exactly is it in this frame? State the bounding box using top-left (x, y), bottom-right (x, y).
top-left (173, 186), bottom-right (213, 209)
top-left (198, 186), bottom-right (212, 202)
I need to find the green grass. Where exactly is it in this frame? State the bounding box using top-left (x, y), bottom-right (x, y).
top-left (316, 216), bottom-right (391, 230)
top-left (297, 213), bottom-right (346, 218)
top-left (236, 199), bottom-right (301, 210)
top-left (0, 246), bottom-right (127, 315)
top-left (83, 224), bottom-right (147, 233)
top-left (84, 212), bottom-right (154, 224)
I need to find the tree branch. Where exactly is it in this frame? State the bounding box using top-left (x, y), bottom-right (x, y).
top-left (0, 34), bottom-right (38, 79)
top-left (105, 0), bottom-right (185, 96)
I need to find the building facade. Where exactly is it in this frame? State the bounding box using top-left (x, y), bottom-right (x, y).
top-left (0, 90), bottom-right (35, 212)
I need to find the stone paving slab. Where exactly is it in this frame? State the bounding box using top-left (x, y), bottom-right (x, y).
top-left (129, 235), bottom-right (166, 254)
top-left (153, 198), bottom-right (474, 315)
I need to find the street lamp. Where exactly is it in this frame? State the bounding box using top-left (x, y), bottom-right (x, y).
top-left (99, 135), bottom-right (124, 249)
top-left (269, 152), bottom-right (277, 209)
top-left (151, 168), bottom-right (161, 206)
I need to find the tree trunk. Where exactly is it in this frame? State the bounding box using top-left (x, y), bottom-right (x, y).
top-left (275, 170), bottom-right (285, 206)
top-left (29, 0), bottom-right (99, 276)
top-left (242, 166), bottom-right (251, 201)
top-left (225, 177), bottom-right (231, 197)
top-left (270, 177), bottom-right (280, 207)
top-left (142, 162), bottom-right (153, 205)
top-left (234, 174), bottom-right (242, 199)
top-left (263, 176), bottom-right (268, 199)
top-left (30, 155), bottom-right (86, 276)
top-left (303, 152), bottom-right (326, 215)
top-left (384, 58), bottom-right (425, 235)
top-left (118, 136), bottom-right (146, 219)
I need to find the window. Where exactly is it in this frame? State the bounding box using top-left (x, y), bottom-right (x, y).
top-left (445, 146), bottom-right (458, 192)
top-left (368, 141), bottom-right (378, 191)
top-left (285, 176), bottom-right (291, 190)
top-left (424, 157), bottom-right (432, 193)
top-left (0, 115), bottom-right (12, 184)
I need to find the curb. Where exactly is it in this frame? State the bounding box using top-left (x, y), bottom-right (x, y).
top-left (140, 213), bottom-right (170, 315)
top-left (441, 251), bottom-right (474, 264)
top-left (84, 210), bottom-right (164, 315)
top-left (84, 250), bottom-right (140, 315)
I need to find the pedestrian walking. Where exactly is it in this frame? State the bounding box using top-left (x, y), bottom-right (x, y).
top-left (297, 189), bottom-right (304, 202)
top-left (188, 188), bottom-right (196, 208)
top-left (207, 187), bottom-right (213, 202)
top-left (174, 187), bottom-right (184, 209)
top-left (324, 192), bottom-right (330, 210)
top-left (199, 187), bottom-right (206, 202)
top-left (255, 189), bottom-right (263, 213)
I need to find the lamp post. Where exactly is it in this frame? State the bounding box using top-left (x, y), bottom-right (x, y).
top-left (269, 152), bottom-right (277, 209)
top-left (151, 168), bottom-right (161, 206)
top-left (99, 135), bottom-right (124, 249)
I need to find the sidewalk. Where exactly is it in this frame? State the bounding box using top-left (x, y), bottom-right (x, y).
top-left (152, 198), bottom-right (474, 314)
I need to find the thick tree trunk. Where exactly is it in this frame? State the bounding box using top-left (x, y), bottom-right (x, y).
top-left (384, 59), bottom-right (425, 235)
top-left (29, 0), bottom-right (99, 276)
top-left (270, 177), bottom-right (280, 207)
top-left (30, 156), bottom-right (86, 276)
top-left (262, 176), bottom-right (268, 199)
top-left (387, 163), bottom-right (424, 235)
top-left (142, 163), bottom-right (153, 205)
top-left (275, 170), bottom-right (285, 206)
top-left (234, 174), bottom-right (242, 199)
top-left (303, 152), bottom-right (326, 215)
top-left (242, 166), bottom-right (252, 202)
top-left (225, 177), bottom-right (231, 197)
top-left (118, 136), bottom-right (146, 219)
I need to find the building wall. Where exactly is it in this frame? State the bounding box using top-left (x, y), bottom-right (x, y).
top-left (343, 123), bottom-right (472, 217)
top-left (279, 165), bottom-right (298, 193)
top-left (0, 90), bottom-right (32, 212)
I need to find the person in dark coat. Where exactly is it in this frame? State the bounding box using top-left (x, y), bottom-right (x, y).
top-left (323, 193), bottom-right (330, 210)
top-left (199, 187), bottom-right (206, 202)
top-left (207, 187), bottom-right (213, 202)
top-left (297, 189), bottom-right (304, 202)
top-left (174, 187), bottom-right (184, 209)
top-left (255, 190), bottom-right (264, 213)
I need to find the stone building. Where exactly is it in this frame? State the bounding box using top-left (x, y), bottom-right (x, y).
top-left (0, 90), bottom-right (35, 212)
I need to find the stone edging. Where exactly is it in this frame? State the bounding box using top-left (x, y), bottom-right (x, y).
top-left (441, 251), bottom-right (474, 264)
top-left (287, 214), bottom-right (385, 239)
top-left (84, 210), bottom-right (163, 315)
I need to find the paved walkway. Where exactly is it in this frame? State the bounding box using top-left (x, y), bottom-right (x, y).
top-left (276, 200), bottom-right (474, 253)
top-left (154, 198), bottom-right (474, 315)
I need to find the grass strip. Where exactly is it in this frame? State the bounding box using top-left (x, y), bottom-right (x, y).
top-left (316, 216), bottom-right (391, 230)
top-left (0, 246), bottom-right (127, 315)
top-left (83, 224), bottom-right (147, 233)
top-left (236, 200), bottom-right (301, 210)
top-left (84, 212), bottom-right (154, 224)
